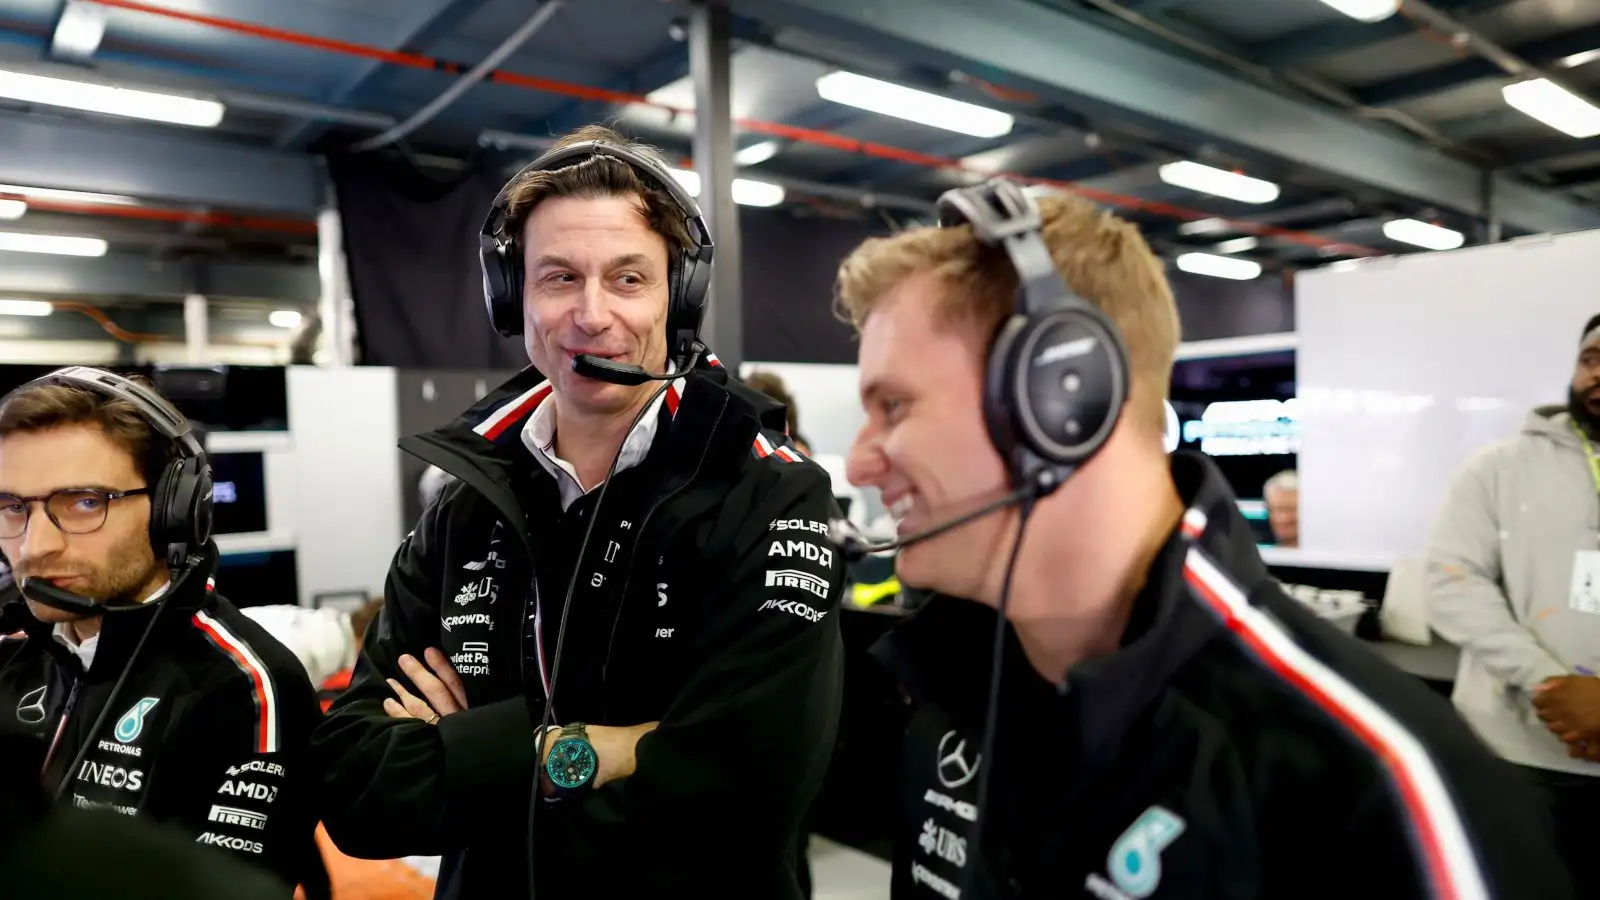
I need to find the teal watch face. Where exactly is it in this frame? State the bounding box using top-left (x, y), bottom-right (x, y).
top-left (547, 737), bottom-right (598, 790)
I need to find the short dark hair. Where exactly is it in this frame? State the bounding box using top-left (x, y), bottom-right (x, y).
top-left (0, 371), bottom-right (176, 486)
top-left (1584, 314), bottom-right (1600, 344)
top-left (501, 123), bottom-right (692, 261)
top-left (745, 371), bottom-right (801, 438)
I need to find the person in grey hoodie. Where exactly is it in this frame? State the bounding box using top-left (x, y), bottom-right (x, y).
top-left (1427, 312), bottom-right (1600, 895)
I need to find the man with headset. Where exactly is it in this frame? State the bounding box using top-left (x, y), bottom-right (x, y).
top-left (832, 181), bottom-right (1571, 898)
top-left (312, 124), bottom-right (845, 899)
top-left (0, 367), bottom-right (322, 894)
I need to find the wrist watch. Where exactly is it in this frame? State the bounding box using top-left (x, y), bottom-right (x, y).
top-left (544, 722), bottom-right (599, 797)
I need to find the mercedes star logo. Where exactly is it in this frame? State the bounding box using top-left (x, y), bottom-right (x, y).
top-left (16, 684), bottom-right (45, 725)
top-left (936, 729), bottom-right (980, 789)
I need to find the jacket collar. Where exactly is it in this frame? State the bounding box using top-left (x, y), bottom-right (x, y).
top-left (400, 348), bottom-right (775, 543)
top-left (873, 452), bottom-right (1267, 772)
top-left (14, 547), bottom-right (219, 678)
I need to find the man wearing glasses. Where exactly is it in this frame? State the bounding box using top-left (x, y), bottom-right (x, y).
top-left (0, 369), bottom-right (322, 897)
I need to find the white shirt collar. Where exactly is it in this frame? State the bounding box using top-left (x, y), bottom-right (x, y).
top-left (521, 392), bottom-right (669, 511)
top-left (51, 579), bottom-right (171, 672)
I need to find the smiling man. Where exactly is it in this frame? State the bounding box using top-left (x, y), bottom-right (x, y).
top-left (839, 179), bottom-right (1571, 899)
top-left (1427, 313), bottom-right (1600, 895)
top-left (312, 125), bottom-right (845, 900)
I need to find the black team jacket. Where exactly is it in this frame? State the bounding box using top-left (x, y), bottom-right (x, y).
top-left (876, 451), bottom-right (1573, 900)
top-left (0, 552), bottom-right (322, 894)
top-left (313, 355), bottom-right (847, 900)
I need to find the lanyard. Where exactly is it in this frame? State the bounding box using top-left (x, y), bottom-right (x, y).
top-left (1575, 421), bottom-right (1600, 495)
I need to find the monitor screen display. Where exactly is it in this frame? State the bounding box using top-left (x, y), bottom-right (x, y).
top-left (1168, 350), bottom-right (1296, 542)
top-left (208, 451), bottom-right (269, 535)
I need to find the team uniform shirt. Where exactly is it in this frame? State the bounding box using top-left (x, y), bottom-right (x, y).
top-left (875, 451), bottom-right (1573, 900)
top-left (313, 353), bottom-right (847, 900)
top-left (0, 552), bottom-right (322, 894)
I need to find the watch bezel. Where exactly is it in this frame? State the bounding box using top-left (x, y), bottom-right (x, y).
top-left (545, 733), bottom-right (598, 794)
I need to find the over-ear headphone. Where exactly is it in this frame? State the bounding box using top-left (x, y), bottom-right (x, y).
top-left (11, 367), bottom-right (213, 567)
top-left (479, 140), bottom-right (717, 367)
top-left (937, 178), bottom-right (1130, 488)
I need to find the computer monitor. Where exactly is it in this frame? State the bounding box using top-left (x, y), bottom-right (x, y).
top-left (207, 451), bottom-right (270, 535)
top-left (1168, 349), bottom-right (1296, 544)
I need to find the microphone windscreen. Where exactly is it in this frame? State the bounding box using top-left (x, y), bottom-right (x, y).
top-left (572, 355), bottom-right (654, 386)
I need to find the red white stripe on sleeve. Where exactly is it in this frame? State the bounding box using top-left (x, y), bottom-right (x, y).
top-left (1182, 548), bottom-right (1489, 900)
top-left (1180, 507), bottom-right (1208, 539)
top-left (475, 382), bottom-right (553, 442)
top-left (751, 431), bottom-right (802, 463)
top-left (192, 611), bottom-right (281, 755)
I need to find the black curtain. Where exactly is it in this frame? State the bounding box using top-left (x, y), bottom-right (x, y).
top-left (329, 152), bottom-right (528, 369)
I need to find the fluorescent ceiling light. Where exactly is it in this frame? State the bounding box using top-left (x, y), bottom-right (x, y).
top-left (0, 231), bottom-right (107, 257)
top-left (734, 141), bottom-right (780, 167)
top-left (1502, 78), bottom-right (1600, 138)
top-left (669, 169), bottom-right (787, 208)
top-left (50, 1), bottom-right (107, 59)
top-left (268, 309), bottom-right (303, 329)
top-left (0, 298), bottom-right (52, 317)
top-left (0, 69), bottom-right (223, 127)
top-left (1559, 49), bottom-right (1600, 69)
top-left (1315, 0), bottom-right (1400, 22)
top-left (814, 71), bottom-right (1014, 139)
top-left (1177, 217), bottom-right (1229, 236)
top-left (1382, 218), bottom-right (1464, 251)
top-left (1176, 252), bottom-right (1261, 281)
top-left (1213, 236), bottom-right (1259, 254)
top-left (1159, 161), bottom-right (1279, 204)
top-left (0, 183), bottom-right (139, 206)
top-left (0, 199), bottom-right (24, 220)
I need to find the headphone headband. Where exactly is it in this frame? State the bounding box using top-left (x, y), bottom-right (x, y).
top-left (37, 366), bottom-right (204, 460)
top-left (482, 140), bottom-right (714, 262)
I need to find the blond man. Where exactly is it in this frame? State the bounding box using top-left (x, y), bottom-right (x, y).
top-left (839, 179), bottom-right (1569, 900)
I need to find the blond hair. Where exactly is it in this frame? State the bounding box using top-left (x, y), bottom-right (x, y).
top-left (834, 190), bottom-right (1180, 433)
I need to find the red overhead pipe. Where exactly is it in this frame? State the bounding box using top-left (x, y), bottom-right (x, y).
top-left (86, 0), bottom-right (1380, 258)
top-left (2, 194), bottom-right (319, 234)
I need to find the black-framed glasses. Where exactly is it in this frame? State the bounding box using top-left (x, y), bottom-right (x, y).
top-left (0, 488), bottom-right (151, 539)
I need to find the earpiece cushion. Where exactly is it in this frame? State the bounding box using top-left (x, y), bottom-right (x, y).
top-left (984, 315), bottom-right (1031, 460)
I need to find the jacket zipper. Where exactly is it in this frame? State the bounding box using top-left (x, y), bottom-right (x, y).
top-left (600, 397), bottom-right (727, 716)
top-left (405, 435), bottom-right (540, 692)
top-left (41, 679), bottom-right (81, 777)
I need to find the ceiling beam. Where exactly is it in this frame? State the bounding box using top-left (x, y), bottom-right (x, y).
top-left (1250, 0), bottom-right (1502, 68)
top-left (274, 0), bottom-right (500, 149)
top-left (738, 0), bottom-right (1600, 234)
top-left (1355, 23), bottom-right (1600, 107)
top-left (0, 112), bottom-right (320, 214)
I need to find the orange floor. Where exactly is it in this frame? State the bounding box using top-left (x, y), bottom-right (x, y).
top-left (294, 825), bottom-right (437, 900)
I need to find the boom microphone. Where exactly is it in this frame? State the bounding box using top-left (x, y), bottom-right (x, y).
top-left (572, 345), bottom-right (702, 386)
top-left (20, 564), bottom-right (198, 618)
top-left (828, 468), bottom-right (1064, 562)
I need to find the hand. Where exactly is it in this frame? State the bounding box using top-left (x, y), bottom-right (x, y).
top-left (540, 722), bottom-right (660, 793)
top-left (383, 648), bottom-right (469, 724)
top-left (1532, 676), bottom-right (1600, 754)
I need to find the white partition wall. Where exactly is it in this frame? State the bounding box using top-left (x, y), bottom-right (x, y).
top-left (285, 366), bottom-right (404, 604)
top-left (1295, 230), bottom-right (1600, 563)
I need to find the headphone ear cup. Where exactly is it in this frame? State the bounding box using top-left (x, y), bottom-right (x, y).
top-left (148, 457), bottom-right (213, 557)
top-left (669, 255), bottom-right (712, 359)
top-left (480, 236), bottom-right (524, 338)
top-left (1008, 307), bottom-right (1129, 467)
